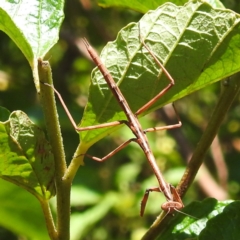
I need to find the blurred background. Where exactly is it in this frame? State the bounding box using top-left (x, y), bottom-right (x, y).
top-left (0, 0), bottom-right (240, 239)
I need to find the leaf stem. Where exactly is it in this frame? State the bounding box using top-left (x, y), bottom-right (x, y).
top-left (141, 73), bottom-right (240, 240)
top-left (38, 59), bottom-right (70, 240)
top-left (63, 142), bottom-right (86, 182)
top-left (40, 199), bottom-right (58, 239)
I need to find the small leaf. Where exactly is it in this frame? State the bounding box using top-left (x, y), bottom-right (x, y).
top-left (0, 111), bottom-right (55, 200)
top-left (79, 1), bottom-right (240, 148)
top-left (0, 0), bottom-right (64, 89)
top-left (158, 198), bottom-right (234, 239)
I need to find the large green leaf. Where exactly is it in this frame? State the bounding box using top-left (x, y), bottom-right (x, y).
top-left (158, 198), bottom-right (238, 239)
top-left (0, 0), bottom-right (64, 90)
top-left (78, 0), bottom-right (240, 149)
top-left (98, 0), bottom-right (225, 13)
top-left (0, 111), bottom-right (55, 200)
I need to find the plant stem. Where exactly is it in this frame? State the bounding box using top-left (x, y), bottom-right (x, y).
top-left (141, 73), bottom-right (240, 240)
top-left (38, 59), bottom-right (70, 240)
top-left (177, 74), bottom-right (240, 197)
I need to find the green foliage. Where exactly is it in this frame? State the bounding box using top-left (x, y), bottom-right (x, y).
top-left (70, 192), bottom-right (119, 239)
top-left (0, 179), bottom-right (49, 240)
top-left (0, 0), bottom-right (240, 239)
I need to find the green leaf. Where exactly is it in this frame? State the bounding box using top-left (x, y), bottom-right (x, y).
top-left (79, 1), bottom-right (240, 149)
top-left (158, 198), bottom-right (234, 239)
top-left (0, 111), bottom-right (55, 200)
top-left (199, 201), bottom-right (240, 240)
top-left (0, 179), bottom-right (49, 240)
top-left (0, 0), bottom-right (64, 89)
top-left (98, 0), bottom-right (225, 13)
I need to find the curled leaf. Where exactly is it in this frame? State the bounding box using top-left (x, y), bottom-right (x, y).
top-left (0, 111), bottom-right (55, 200)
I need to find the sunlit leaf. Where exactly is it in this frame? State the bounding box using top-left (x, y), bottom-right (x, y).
top-left (158, 198), bottom-right (235, 239)
top-left (0, 0), bottom-right (64, 89)
top-left (79, 1), bottom-right (240, 150)
top-left (199, 200), bottom-right (240, 240)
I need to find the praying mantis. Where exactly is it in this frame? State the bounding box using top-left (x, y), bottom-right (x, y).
top-left (44, 24), bottom-right (185, 216)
